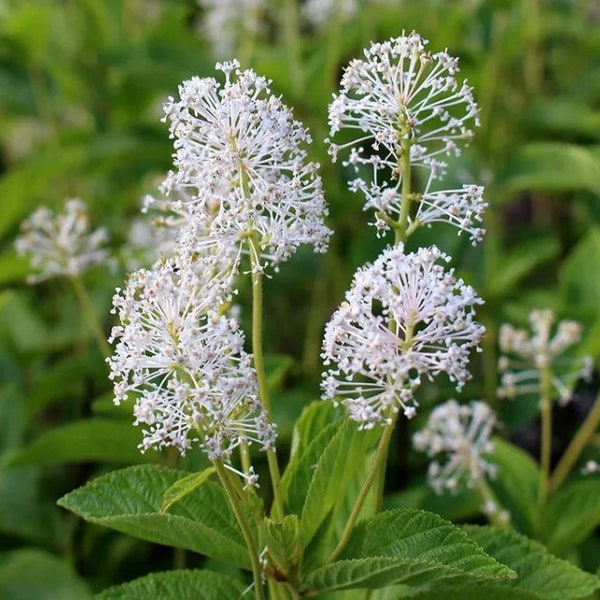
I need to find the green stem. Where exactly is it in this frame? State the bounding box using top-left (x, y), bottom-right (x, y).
top-left (549, 387), bottom-right (600, 492)
top-left (475, 477), bottom-right (509, 529)
top-left (394, 132), bottom-right (413, 244)
top-left (248, 240), bottom-right (285, 520)
top-left (69, 276), bottom-right (111, 357)
top-left (326, 418), bottom-right (396, 563)
top-left (214, 461), bottom-right (264, 600)
top-left (537, 365), bottom-right (553, 509)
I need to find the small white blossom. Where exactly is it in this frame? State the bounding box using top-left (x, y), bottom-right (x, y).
top-left (498, 309), bottom-right (593, 404)
top-left (198, 0), bottom-right (265, 58)
top-left (321, 245), bottom-right (484, 428)
top-left (107, 260), bottom-right (276, 478)
top-left (413, 399), bottom-right (497, 494)
top-left (15, 199), bottom-right (110, 283)
top-left (328, 32), bottom-right (484, 241)
top-left (162, 60), bottom-right (331, 273)
top-left (582, 460), bottom-right (600, 475)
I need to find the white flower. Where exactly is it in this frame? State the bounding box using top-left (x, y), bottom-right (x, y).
top-left (198, 0), bottom-right (265, 58)
top-left (162, 60), bottom-right (331, 272)
top-left (107, 260), bottom-right (276, 475)
top-left (413, 399), bottom-right (497, 494)
top-left (328, 33), bottom-right (485, 241)
top-left (498, 309), bottom-right (593, 404)
top-left (582, 460), bottom-right (600, 475)
top-left (321, 245), bottom-right (484, 428)
top-left (15, 199), bottom-right (110, 283)
top-left (302, 0), bottom-right (358, 28)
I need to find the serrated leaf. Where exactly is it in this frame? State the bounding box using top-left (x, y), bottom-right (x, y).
top-left (160, 467), bottom-right (215, 514)
top-left (58, 465), bottom-right (251, 569)
top-left (340, 509), bottom-right (513, 580)
top-left (0, 549), bottom-right (92, 600)
top-left (488, 439), bottom-right (540, 536)
top-left (5, 420), bottom-right (159, 467)
top-left (410, 583), bottom-right (540, 600)
top-left (302, 509), bottom-right (514, 594)
top-left (543, 479), bottom-right (600, 553)
top-left (463, 525), bottom-right (600, 599)
top-left (503, 142), bottom-right (600, 195)
top-left (95, 569), bottom-right (244, 600)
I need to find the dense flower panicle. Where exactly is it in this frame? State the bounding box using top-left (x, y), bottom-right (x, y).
top-left (328, 33), bottom-right (485, 241)
top-left (107, 260), bottom-right (276, 474)
top-left (413, 399), bottom-right (498, 494)
top-left (198, 0), bottom-right (265, 57)
top-left (321, 245), bottom-right (484, 429)
top-left (15, 199), bottom-right (110, 283)
top-left (162, 60), bottom-right (331, 272)
top-left (498, 309), bottom-right (593, 404)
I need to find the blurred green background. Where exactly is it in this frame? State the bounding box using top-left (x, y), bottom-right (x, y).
top-left (1, 0), bottom-right (600, 596)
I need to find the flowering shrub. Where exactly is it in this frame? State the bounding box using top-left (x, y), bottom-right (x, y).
top-left (2, 3), bottom-right (600, 599)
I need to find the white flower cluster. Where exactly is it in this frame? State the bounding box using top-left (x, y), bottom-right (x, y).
top-left (198, 0), bottom-right (265, 58)
top-left (108, 261), bottom-right (276, 467)
top-left (321, 245), bottom-right (484, 429)
top-left (327, 32), bottom-right (486, 242)
top-left (413, 399), bottom-right (497, 494)
top-left (15, 199), bottom-right (110, 283)
top-left (162, 59), bottom-right (331, 273)
top-left (498, 309), bottom-right (593, 404)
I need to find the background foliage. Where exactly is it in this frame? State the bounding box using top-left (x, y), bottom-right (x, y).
top-left (1, 0), bottom-right (600, 597)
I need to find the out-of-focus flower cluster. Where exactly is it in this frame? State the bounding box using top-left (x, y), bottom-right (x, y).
top-left (498, 309), bottom-right (593, 404)
top-left (327, 32), bottom-right (486, 243)
top-left (15, 198), bottom-right (110, 283)
top-left (321, 245), bottom-right (484, 429)
top-left (413, 399), bottom-right (498, 495)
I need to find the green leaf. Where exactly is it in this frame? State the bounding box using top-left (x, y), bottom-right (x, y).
top-left (486, 237), bottom-right (559, 298)
top-left (543, 479), bottom-right (600, 553)
top-left (340, 509), bottom-right (512, 577)
top-left (286, 400), bottom-right (339, 464)
top-left (95, 569), bottom-right (245, 600)
top-left (527, 98), bottom-right (600, 139)
top-left (264, 514), bottom-right (301, 575)
top-left (488, 439), bottom-right (540, 536)
top-left (463, 525), bottom-right (600, 599)
top-left (410, 584), bottom-right (540, 600)
top-left (0, 549), bottom-right (92, 600)
top-left (301, 509), bottom-right (514, 594)
top-left (503, 142), bottom-right (600, 196)
top-left (5, 419), bottom-right (160, 467)
top-left (160, 467), bottom-right (215, 514)
top-left (559, 228), bottom-right (600, 321)
top-left (58, 465), bottom-right (251, 569)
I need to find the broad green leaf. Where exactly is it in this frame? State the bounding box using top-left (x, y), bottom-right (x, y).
top-left (559, 228), bottom-right (600, 321)
top-left (5, 420), bottom-right (159, 467)
top-left (488, 439), bottom-right (540, 536)
top-left (302, 509), bottom-right (513, 594)
top-left (286, 400), bottom-right (339, 463)
top-left (503, 142), bottom-right (600, 196)
top-left (486, 237), bottom-right (559, 298)
top-left (58, 465), bottom-right (251, 569)
top-left (527, 98), bottom-right (600, 139)
top-left (463, 525), bottom-right (600, 599)
top-left (543, 479), bottom-right (600, 553)
top-left (264, 514), bottom-right (301, 574)
top-left (160, 467), bottom-right (215, 514)
top-left (340, 509), bottom-right (513, 579)
top-left (410, 584), bottom-right (540, 600)
top-left (95, 569), bottom-right (245, 600)
top-left (0, 549), bottom-right (92, 600)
